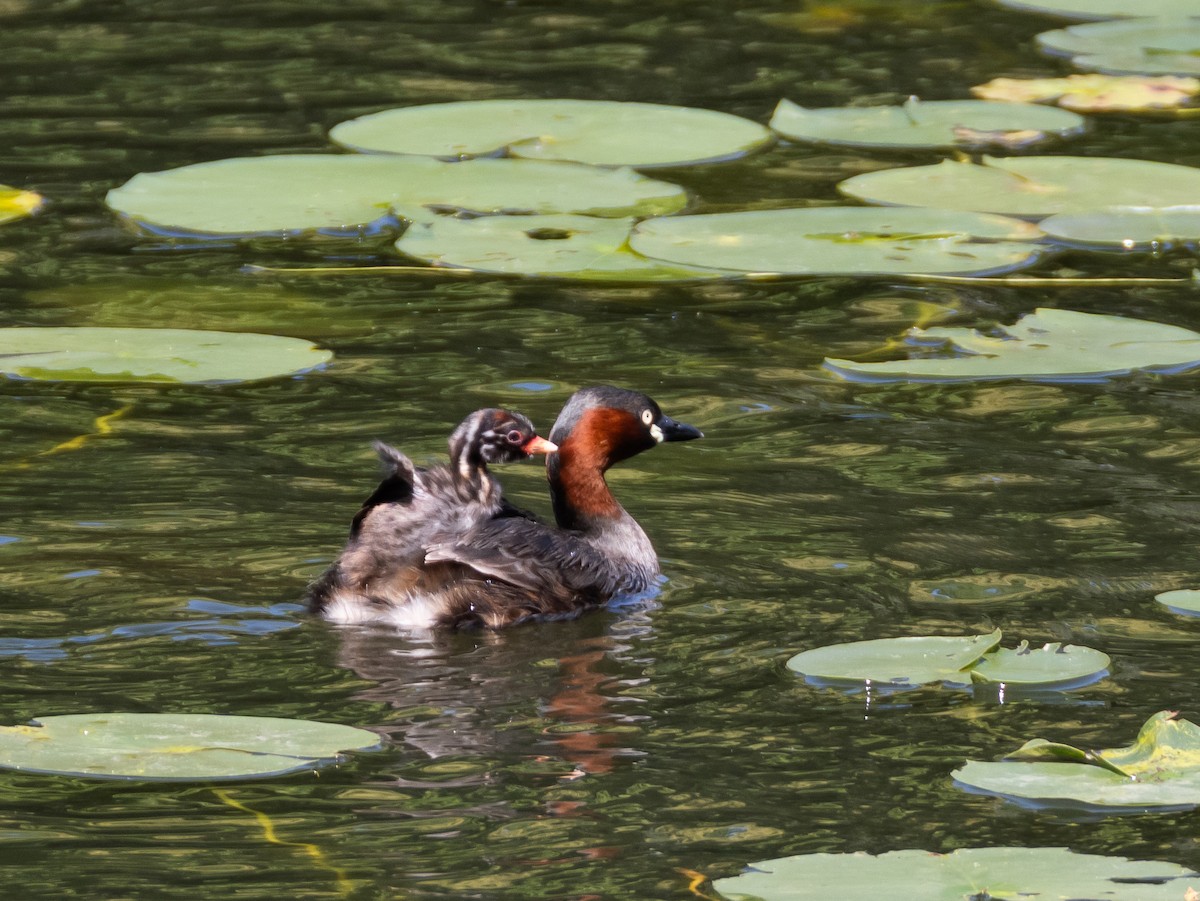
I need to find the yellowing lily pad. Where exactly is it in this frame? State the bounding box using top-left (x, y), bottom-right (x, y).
top-left (0, 327), bottom-right (332, 384)
top-left (769, 97), bottom-right (1084, 149)
top-left (106, 154), bottom-right (687, 237)
top-left (998, 0), bottom-right (1200, 19)
top-left (395, 214), bottom-right (726, 281)
top-left (786, 630), bottom-right (1002, 686)
top-left (972, 74), bottom-right (1200, 113)
top-left (826, 308), bottom-right (1200, 383)
top-left (1040, 205), bottom-right (1200, 248)
top-left (969, 641), bottom-right (1110, 687)
top-left (839, 156), bottom-right (1200, 217)
top-left (713, 847), bottom-right (1197, 901)
top-left (953, 711), bottom-right (1200, 809)
top-left (330, 99), bottom-right (774, 168)
top-left (1038, 18), bottom-right (1200, 76)
top-left (0, 713), bottom-right (381, 781)
top-left (0, 185), bottom-right (43, 225)
top-left (1154, 588), bottom-right (1200, 615)
top-left (628, 207), bottom-right (1045, 277)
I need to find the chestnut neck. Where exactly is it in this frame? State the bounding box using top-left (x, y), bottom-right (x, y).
top-left (548, 408), bottom-right (645, 531)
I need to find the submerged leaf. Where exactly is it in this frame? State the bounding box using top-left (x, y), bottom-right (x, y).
top-left (713, 847), bottom-right (1197, 901)
top-left (770, 97), bottom-right (1084, 149)
top-left (0, 713), bottom-right (381, 781)
top-left (826, 308), bottom-right (1200, 383)
top-left (331, 99), bottom-right (773, 168)
top-left (0, 327), bottom-right (332, 384)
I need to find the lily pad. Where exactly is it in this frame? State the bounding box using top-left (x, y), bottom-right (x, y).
top-left (1154, 588), bottom-right (1200, 615)
top-left (106, 154), bottom-right (687, 237)
top-left (713, 847), bottom-right (1197, 901)
top-left (953, 711), bottom-right (1200, 809)
top-left (786, 630), bottom-right (1002, 687)
top-left (0, 713), bottom-right (381, 781)
top-left (0, 327), bottom-right (332, 384)
top-left (839, 155), bottom-right (1200, 217)
top-left (997, 0), bottom-right (1200, 20)
top-left (330, 99), bottom-right (774, 168)
top-left (0, 185), bottom-right (43, 225)
top-left (826, 308), bottom-right (1200, 383)
top-left (969, 641), bottom-right (1110, 687)
top-left (628, 207), bottom-right (1045, 277)
top-left (1038, 18), bottom-right (1200, 76)
top-left (395, 213), bottom-right (727, 281)
top-left (1040, 205), bottom-right (1200, 248)
top-left (769, 97), bottom-right (1084, 149)
top-left (972, 74), bottom-right (1200, 113)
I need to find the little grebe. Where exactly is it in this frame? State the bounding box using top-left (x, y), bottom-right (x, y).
top-left (307, 408), bottom-right (556, 626)
top-left (311, 387), bottom-right (702, 630)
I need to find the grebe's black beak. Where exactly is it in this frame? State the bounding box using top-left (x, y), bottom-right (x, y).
top-left (652, 414), bottom-right (703, 444)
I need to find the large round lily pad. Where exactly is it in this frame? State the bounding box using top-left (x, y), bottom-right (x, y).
top-left (969, 641), bottom-right (1110, 687)
top-left (1154, 588), bottom-right (1200, 615)
top-left (786, 630), bottom-right (1002, 686)
top-left (1038, 18), bottom-right (1200, 76)
top-left (106, 154), bottom-right (687, 237)
top-left (0, 713), bottom-right (381, 781)
top-left (713, 847), bottom-right (1197, 901)
top-left (825, 308), bottom-right (1200, 383)
top-left (997, 0), bottom-right (1199, 20)
top-left (0, 327), bottom-right (333, 384)
top-left (330, 99), bottom-right (774, 168)
top-left (628, 207), bottom-right (1044, 277)
top-left (954, 711), bottom-right (1200, 810)
top-left (395, 213), bottom-right (727, 281)
top-left (1040, 205), bottom-right (1200, 248)
top-left (770, 98), bottom-right (1084, 150)
top-left (839, 156), bottom-right (1200, 217)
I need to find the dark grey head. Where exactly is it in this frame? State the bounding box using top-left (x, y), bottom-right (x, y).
top-left (549, 386), bottom-right (703, 468)
top-left (448, 408), bottom-right (556, 477)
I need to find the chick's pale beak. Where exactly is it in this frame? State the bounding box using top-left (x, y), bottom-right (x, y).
top-left (523, 435), bottom-right (558, 455)
top-left (654, 415), bottom-right (703, 443)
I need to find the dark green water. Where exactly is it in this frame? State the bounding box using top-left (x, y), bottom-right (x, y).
top-left (4, 0), bottom-right (1200, 897)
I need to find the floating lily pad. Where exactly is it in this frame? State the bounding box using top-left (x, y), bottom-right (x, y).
top-left (954, 711), bottom-right (1200, 809)
top-left (0, 327), bottom-right (332, 384)
top-left (106, 154), bottom-right (687, 237)
top-left (969, 641), bottom-right (1110, 687)
top-left (1040, 205), bottom-right (1200, 248)
top-left (997, 0), bottom-right (1200, 20)
top-left (0, 713), bottom-right (381, 781)
top-left (826, 308), bottom-right (1200, 383)
top-left (972, 74), bottom-right (1200, 113)
top-left (1038, 18), bottom-right (1200, 76)
top-left (769, 97), bottom-right (1084, 149)
top-left (330, 99), bottom-right (774, 168)
top-left (713, 847), bottom-right (1197, 901)
top-left (0, 185), bottom-right (43, 225)
top-left (786, 630), bottom-right (1001, 686)
top-left (395, 213), bottom-right (726, 281)
top-left (628, 207), bottom-right (1044, 277)
top-left (839, 156), bottom-right (1200, 217)
top-left (1154, 588), bottom-right (1200, 615)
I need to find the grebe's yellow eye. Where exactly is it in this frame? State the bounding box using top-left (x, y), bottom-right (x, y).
top-left (641, 409), bottom-right (654, 425)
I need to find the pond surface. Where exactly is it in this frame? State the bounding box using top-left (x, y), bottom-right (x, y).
top-left (4, 0), bottom-right (1200, 897)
